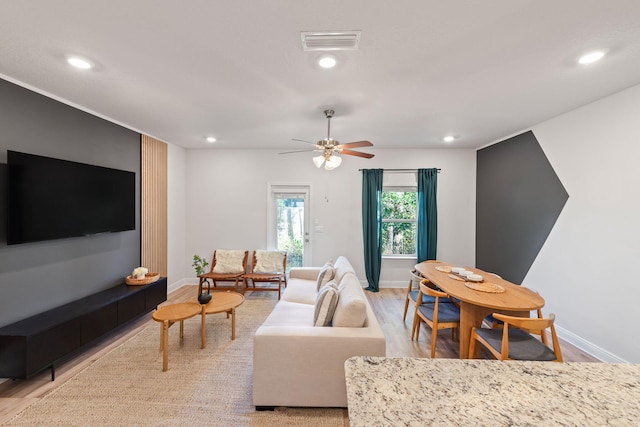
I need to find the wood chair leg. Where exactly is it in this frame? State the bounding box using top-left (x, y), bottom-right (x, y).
top-left (430, 328), bottom-right (437, 358)
top-left (468, 328), bottom-right (478, 359)
top-left (412, 312), bottom-right (421, 341)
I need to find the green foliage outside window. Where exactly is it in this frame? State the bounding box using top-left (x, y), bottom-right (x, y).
top-left (382, 190), bottom-right (417, 256)
top-left (276, 197), bottom-right (304, 269)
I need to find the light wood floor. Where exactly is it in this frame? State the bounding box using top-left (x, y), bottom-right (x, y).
top-left (0, 286), bottom-right (599, 423)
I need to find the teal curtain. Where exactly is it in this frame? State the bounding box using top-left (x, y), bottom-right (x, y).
top-left (362, 169), bottom-right (383, 292)
top-left (417, 168), bottom-right (438, 262)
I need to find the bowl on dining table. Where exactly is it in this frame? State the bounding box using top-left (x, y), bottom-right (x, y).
top-left (467, 274), bottom-right (483, 282)
top-left (451, 267), bottom-right (465, 274)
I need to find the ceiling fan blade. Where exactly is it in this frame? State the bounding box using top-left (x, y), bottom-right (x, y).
top-left (336, 140), bottom-right (373, 149)
top-left (292, 138), bottom-right (318, 145)
top-left (279, 149), bottom-right (318, 155)
top-left (340, 149), bottom-right (375, 159)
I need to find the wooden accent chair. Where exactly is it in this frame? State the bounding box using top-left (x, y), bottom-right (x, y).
top-left (198, 250), bottom-right (248, 295)
top-left (242, 250), bottom-right (287, 299)
top-left (469, 312), bottom-right (563, 362)
top-left (411, 280), bottom-right (461, 358)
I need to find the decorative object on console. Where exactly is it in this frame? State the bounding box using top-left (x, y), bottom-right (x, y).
top-left (126, 266), bottom-right (156, 286)
top-left (126, 271), bottom-right (159, 286)
top-left (132, 266), bottom-right (148, 279)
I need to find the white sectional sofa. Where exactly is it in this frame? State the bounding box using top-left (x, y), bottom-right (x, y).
top-left (253, 256), bottom-right (387, 409)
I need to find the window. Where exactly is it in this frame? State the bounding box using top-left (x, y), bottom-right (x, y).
top-left (381, 187), bottom-right (417, 257)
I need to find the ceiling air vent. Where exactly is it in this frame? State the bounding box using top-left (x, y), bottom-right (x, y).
top-left (301, 31), bottom-right (361, 51)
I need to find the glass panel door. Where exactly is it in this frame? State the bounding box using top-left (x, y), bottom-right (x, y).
top-left (268, 185), bottom-right (310, 269)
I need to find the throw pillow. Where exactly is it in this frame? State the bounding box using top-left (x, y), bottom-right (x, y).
top-left (254, 251), bottom-right (285, 273)
top-left (316, 260), bottom-right (335, 291)
top-left (313, 281), bottom-right (339, 327)
top-left (212, 250), bottom-right (246, 274)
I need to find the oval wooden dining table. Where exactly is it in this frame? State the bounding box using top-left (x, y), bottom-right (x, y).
top-left (414, 261), bottom-right (545, 358)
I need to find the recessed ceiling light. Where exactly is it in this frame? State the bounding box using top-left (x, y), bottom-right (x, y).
top-left (318, 55), bottom-right (337, 69)
top-left (578, 50), bottom-right (605, 65)
top-left (443, 135), bottom-right (455, 143)
top-left (66, 56), bottom-right (94, 70)
top-left (206, 136), bottom-right (217, 143)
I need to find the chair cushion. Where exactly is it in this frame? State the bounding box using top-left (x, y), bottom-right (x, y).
top-left (316, 261), bottom-right (335, 291)
top-left (254, 251), bottom-right (285, 273)
top-left (474, 328), bottom-right (558, 361)
top-left (417, 302), bottom-right (461, 323)
top-left (409, 290), bottom-right (447, 305)
top-left (313, 281), bottom-right (339, 327)
top-left (212, 250), bottom-right (245, 274)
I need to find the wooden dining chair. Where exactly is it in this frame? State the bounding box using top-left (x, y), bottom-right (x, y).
top-left (403, 261), bottom-right (447, 322)
top-left (469, 312), bottom-right (563, 362)
top-left (403, 269), bottom-right (426, 322)
top-left (485, 286), bottom-right (541, 329)
top-left (198, 249), bottom-right (248, 295)
top-left (242, 250), bottom-right (287, 299)
top-left (411, 280), bottom-right (461, 358)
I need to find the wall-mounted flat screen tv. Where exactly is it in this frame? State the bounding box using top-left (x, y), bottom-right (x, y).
top-left (7, 150), bottom-right (136, 245)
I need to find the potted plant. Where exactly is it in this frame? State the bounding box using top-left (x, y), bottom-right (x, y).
top-left (192, 254), bottom-right (209, 276)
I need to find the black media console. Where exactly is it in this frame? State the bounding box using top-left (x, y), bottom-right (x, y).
top-left (0, 278), bottom-right (167, 380)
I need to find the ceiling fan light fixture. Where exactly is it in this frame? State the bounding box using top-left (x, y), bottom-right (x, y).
top-left (324, 155), bottom-right (342, 170)
top-left (312, 155), bottom-right (325, 168)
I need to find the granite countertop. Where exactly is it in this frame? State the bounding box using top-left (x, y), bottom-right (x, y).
top-left (345, 356), bottom-right (640, 427)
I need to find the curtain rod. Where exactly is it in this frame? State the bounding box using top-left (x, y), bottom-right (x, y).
top-left (358, 168), bottom-right (441, 172)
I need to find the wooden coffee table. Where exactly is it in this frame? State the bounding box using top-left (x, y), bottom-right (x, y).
top-left (152, 302), bottom-right (202, 371)
top-left (191, 291), bottom-right (244, 348)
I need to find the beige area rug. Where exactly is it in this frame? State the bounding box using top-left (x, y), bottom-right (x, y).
top-left (5, 293), bottom-right (349, 427)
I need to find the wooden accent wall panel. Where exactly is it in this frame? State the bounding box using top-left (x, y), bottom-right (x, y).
top-left (141, 135), bottom-right (168, 277)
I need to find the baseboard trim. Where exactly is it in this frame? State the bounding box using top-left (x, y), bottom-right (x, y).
top-left (167, 278), bottom-right (197, 294)
top-left (554, 324), bottom-right (626, 363)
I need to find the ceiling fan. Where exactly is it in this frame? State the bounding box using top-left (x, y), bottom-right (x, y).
top-left (281, 109), bottom-right (374, 170)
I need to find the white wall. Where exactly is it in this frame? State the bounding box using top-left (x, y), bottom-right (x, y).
top-left (167, 143), bottom-right (188, 291)
top-left (182, 147), bottom-right (476, 285)
top-left (522, 83), bottom-right (640, 363)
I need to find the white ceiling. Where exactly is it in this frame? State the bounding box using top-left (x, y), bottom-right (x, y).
top-left (1, 1), bottom-right (640, 151)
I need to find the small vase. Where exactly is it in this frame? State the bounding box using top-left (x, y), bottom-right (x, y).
top-left (198, 279), bottom-right (212, 304)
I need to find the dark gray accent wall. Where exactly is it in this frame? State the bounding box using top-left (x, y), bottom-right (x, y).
top-left (0, 78), bottom-right (141, 327)
top-left (476, 131), bottom-right (568, 283)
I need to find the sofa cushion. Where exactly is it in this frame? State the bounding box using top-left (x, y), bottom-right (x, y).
top-left (212, 250), bottom-right (245, 274)
top-left (314, 281), bottom-right (339, 327)
top-left (332, 275), bottom-right (367, 327)
top-left (261, 301), bottom-right (315, 327)
top-left (281, 277), bottom-right (317, 305)
top-left (317, 261), bottom-right (335, 291)
top-left (333, 256), bottom-right (356, 284)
